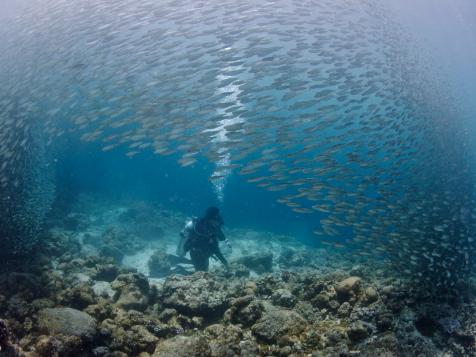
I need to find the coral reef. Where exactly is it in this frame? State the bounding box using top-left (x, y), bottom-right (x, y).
top-left (1, 200), bottom-right (475, 356)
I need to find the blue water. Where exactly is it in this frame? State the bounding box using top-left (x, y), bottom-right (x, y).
top-left (0, 0), bottom-right (475, 277)
top-left (56, 137), bottom-right (319, 245)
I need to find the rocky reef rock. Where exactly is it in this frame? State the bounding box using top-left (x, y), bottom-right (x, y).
top-left (251, 305), bottom-right (308, 344)
top-left (147, 249), bottom-right (172, 278)
top-left (98, 227), bottom-right (145, 264)
top-left (84, 301), bottom-right (115, 322)
top-left (363, 286), bottom-right (379, 305)
top-left (92, 281), bottom-right (115, 299)
top-left (6, 273), bottom-right (43, 297)
top-left (228, 263), bottom-right (251, 278)
top-left (271, 288), bottom-right (297, 308)
top-left (277, 248), bottom-right (312, 269)
top-left (0, 319), bottom-right (9, 345)
top-left (92, 263), bottom-right (119, 282)
top-left (335, 276), bottom-right (361, 302)
top-left (160, 273), bottom-right (233, 318)
top-left (235, 252), bottom-right (273, 273)
top-left (35, 334), bottom-right (84, 357)
top-left (307, 324), bottom-right (348, 355)
top-left (99, 246), bottom-right (125, 265)
top-left (6, 295), bottom-right (33, 320)
top-left (224, 295), bottom-right (264, 327)
top-left (347, 320), bottom-right (372, 342)
top-left (37, 307), bottom-right (97, 340)
top-left (152, 335), bottom-right (211, 357)
top-left (111, 273), bottom-right (150, 311)
top-left (309, 283), bottom-right (339, 310)
top-left (337, 301), bottom-right (353, 317)
top-left (205, 323), bottom-right (259, 357)
top-left (44, 229), bottom-right (82, 258)
top-left (56, 282), bottom-right (96, 309)
top-left (98, 311), bottom-right (164, 355)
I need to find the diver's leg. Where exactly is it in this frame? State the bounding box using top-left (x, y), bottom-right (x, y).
top-left (190, 249), bottom-right (200, 271)
top-left (190, 250), bottom-right (207, 271)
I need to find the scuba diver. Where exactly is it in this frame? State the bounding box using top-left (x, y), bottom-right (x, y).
top-left (176, 206), bottom-right (230, 271)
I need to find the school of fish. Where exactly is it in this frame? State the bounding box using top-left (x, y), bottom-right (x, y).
top-left (0, 0), bottom-right (474, 292)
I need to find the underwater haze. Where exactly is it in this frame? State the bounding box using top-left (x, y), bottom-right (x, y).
top-left (1, 0), bottom-right (476, 356)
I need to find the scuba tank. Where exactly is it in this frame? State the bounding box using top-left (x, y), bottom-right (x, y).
top-left (176, 217), bottom-right (196, 257)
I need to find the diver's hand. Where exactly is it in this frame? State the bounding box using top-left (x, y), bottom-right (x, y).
top-left (225, 239), bottom-right (232, 252)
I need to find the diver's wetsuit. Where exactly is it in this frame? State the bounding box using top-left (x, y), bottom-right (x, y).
top-left (183, 218), bottom-right (228, 271)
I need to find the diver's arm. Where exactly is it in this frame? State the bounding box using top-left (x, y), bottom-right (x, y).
top-left (216, 229), bottom-right (232, 251)
top-left (216, 228), bottom-right (226, 241)
top-left (214, 247), bottom-right (229, 268)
